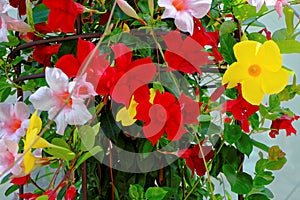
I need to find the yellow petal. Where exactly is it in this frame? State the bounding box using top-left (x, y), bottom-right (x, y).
top-left (24, 151), bottom-right (35, 174)
top-left (116, 107), bottom-right (137, 126)
top-left (261, 68), bottom-right (289, 94)
top-left (241, 78), bottom-right (265, 105)
top-left (233, 40), bottom-right (260, 64)
top-left (32, 137), bottom-right (50, 149)
top-left (27, 110), bottom-right (42, 134)
top-left (149, 88), bottom-right (156, 104)
top-left (222, 62), bottom-right (249, 88)
top-left (128, 98), bottom-right (138, 118)
top-left (257, 40), bottom-right (282, 72)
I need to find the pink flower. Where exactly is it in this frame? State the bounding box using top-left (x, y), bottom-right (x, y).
top-left (0, 102), bottom-right (30, 142)
top-left (0, 139), bottom-right (23, 177)
top-left (29, 68), bottom-right (96, 135)
top-left (247, 0), bottom-right (289, 17)
top-left (158, 0), bottom-right (211, 35)
top-left (0, 0), bottom-right (31, 42)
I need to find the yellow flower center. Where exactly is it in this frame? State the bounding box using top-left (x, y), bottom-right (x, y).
top-left (172, 0), bottom-right (186, 11)
top-left (248, 64), bottom-right (261, 77)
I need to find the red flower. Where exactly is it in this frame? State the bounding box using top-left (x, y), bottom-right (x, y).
top-left (178, 92), bottom-right (201, 125)
top-left (98, 43), bottom-right (156, 106)
top-left (10, 174), bottom-right (30, 185)
top-left (222, 86), bottom-right (259, 132)
top-left (65, 186), bottom-right (77, 200)
top-left (136, 90), bottom-right (186, 145)
top-left (192, 19), bottom-right (223, 63)
top-left (33, 44), bottom-right (61, 66)
top-left (43, 0), bottom-right (85, 33)
top-left (162, 30), bottom-right (212, 74)
top-left (178, 144), bottom-right (214, 177)
top-left (56, 38), bottom-right (110, 94)
top-left (269, 114), bottom-right (300, 138)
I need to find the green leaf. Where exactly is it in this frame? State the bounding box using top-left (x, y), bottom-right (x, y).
top-left (265, 157), bottom-right (287, 170)
top-left (5, 184), bottom-right (19, 196)
top-left (198, 115), bottom-right (212, 122)
top-left (272, 28), bottom-right (288, 41)
top-left (249, 113), bottom-right (259, 130)
top-left (223, 165), bottom-right (253, 194)
top-left (79, 125), bottom-right (96, 151)
top-left (219, 21), bottom-right (237, 35)
top-left (46, 145), bottom-right (75, 162)
top-left (33, 4), bottom-right (50, 24)
top-left (233, 4), bottom-right (267, 22)
top-left (0, 87), bottom-right (11, 102)
top-left (75, 146), bottom-right (104, 169)
top-left (278, 85), bottom-right (296, 101)
top-left (11, 56), bottom-right (23, 65)
top-left (246, 194), bottom-right (269, 200)
top-left (57, 40), bottom-right (78, 58)
top-left (269, 94), bottom-right (280, 111)
top-left (220, 34), bottom-right (237, 65)
top-left (36, 196), bottom-right (49, 200)
top-left (145, 187), bottom-right (168, 200)
top-left (247, 32), bottom-right (267, 43)
top-left (253, 171), bottom-right (274, 187)
top-left (236, 133), bottom-right (253, 157)
top-left (224, 123), bottom-right (242, 145)
top-left (129, 184), bottom-right (145, 199)
top-left (283, 6), bottom-right (295, 35)
top-left (276, 40), bottom-right (300, 54)
top-left (99, 105), bottom-right (121, 142)
top-left (51, 138), bottom-right (70, 149)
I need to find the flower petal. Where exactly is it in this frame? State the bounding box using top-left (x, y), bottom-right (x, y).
top-left (174, 11), bottom-right (194, 35)
top-left (45, 67), bottom-right (69, 93)
top-left (241, 78), bottom-right (265, 105)
top-left (257, 40), bottom-right (282, 72)
top-left (48, 108), bottom-right (67, 135)
top-left (29, 87), bottom-right (57, 111)
top-left (65, 99), bottom-right (92, 125)
top-left (0, 103), bottom-right (12, 121)
top-left (116, 107), bottom-right (137, 126)
top-left (55, 54), bottom-right (80, 78)
top-left (261, 68), bottom-right (289, 94)
top-left (222, 62), bottom-right (249, 88)
top-left (233, 40), bottom-right (260, 65)
top-left (14, 102), bottom-right (30, 120)
top-left (188, 0), bottom-right (211, 18)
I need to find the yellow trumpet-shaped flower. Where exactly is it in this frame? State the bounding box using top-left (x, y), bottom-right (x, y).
top-left (222, 40), bottom-right (289, 105)
top-left (23, 110), bottom-right (50, 174)
top-left (116, 97), bottom-right (138, 126)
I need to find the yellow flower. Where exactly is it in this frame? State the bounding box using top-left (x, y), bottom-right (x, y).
top-left (116, 97), bottom-right (138, 126)
top-left (222, 40), bottom-right (289, 105)
top-left (116, 89), bottom-right (156, 126)
top-left (23, 110), bottom-right (50, 174)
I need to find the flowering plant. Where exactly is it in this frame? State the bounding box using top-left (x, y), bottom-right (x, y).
top-left (0, 0), bottom-right (299, 199)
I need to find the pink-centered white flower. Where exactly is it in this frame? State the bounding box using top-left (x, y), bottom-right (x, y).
top-left (158, 0), bottom-right (212, 35)
top-left (29, 68), bottom-right (96, 135)
top-left (247, 0), bottom-right (289, 17)
top-left (0, 0), bottom-right (31, 42)
top-left (0, 102), bottom-right (30, 142)
top-left (0, 139), bottom-right (23, 177)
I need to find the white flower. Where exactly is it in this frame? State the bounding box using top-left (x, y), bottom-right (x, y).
top-left (0, 139), bottom-right (23, 177)
top-left (29, 68), bottom-right (96, 135)
top-left (158, 0), bottom-right (212, 35)
top-left (0, 102), bottom-right (30, 142)
top-left (0, 0), bottom-right (31, 42)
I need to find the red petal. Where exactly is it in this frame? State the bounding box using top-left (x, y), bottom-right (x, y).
top-left (11, 174), bottom-right (30, 185)
top-left (76, 38), bottom-right (96, 64)
top-left (33, 44), bottom-right (60, 66)
top-left (56, 54), bottom-right (80, 78)
top-left (111, 43), bottom-right (133, 70)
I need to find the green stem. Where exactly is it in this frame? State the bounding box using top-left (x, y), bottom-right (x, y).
top-left (184, 178), bottom-right (201, 200)
top-left (252, 139), bottom-right (270, 152)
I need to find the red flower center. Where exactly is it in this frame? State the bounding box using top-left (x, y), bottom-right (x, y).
top-left (57, 91), bottom-right (73, 107)
top-left (172, 0), bottom-right (186, 11)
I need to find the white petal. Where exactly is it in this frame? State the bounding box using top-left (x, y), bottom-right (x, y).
top-left (29, 87), bottom-right (57, 111)
top-left (48, 108), bottom-right (68, 135)
top-left (65, 99), bottom-right (92, 125)
top-left (158, 0), bottom-right (173, 7)
top-left (188, 0), bottom-right (211, 18)
top-left (174, 11), bottom-right (194, 35)
top-left (69, 74), bottom-right (97, 99)
top-left (45, 67), bottom-right (69, 93)
top-left (0, 103), bottom-right (12, 121)
top-left (14, 102), bottom-right (30, 120)
top-left (161, 7), bottom-right (178, 19)
top-left (5, 139), bottom-right (19, 155)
